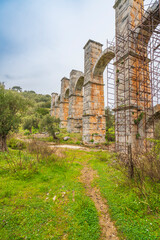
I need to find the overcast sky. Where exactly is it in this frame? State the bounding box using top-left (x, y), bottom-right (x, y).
top-left (0, 0), bottom-right (152, 95)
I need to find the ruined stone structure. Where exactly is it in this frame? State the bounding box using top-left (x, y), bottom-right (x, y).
top-left (54, 94), bottom-right (60, 119)
top-left (59, 77), bottom-right (70, 128)
top-left (113, 0), bottom-right (160, 152)
top-left (67, 70), bottom-right (84, 133)
top-left (50, 0), bottom-right (160, 149)
top-left (51, 93), bottom-right (58, 117)
top-left (83, 40), bottom-right (106, 143)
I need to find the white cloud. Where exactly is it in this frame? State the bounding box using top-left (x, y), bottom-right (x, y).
top-left (0, 0), bottom-right (115, 94)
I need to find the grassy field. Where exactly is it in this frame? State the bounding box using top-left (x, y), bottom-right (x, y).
top-left (89, 151), bottom-right (160, 240)
top-left (0, 144), bottom-right (160, 240)
top-left (0, 148), bottom-right (100, 240)
top-left (34, 129), bottom-right (83, 145)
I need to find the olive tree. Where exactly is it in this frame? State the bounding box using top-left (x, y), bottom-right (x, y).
top-left (0, 86), bottom-right (26, 151)
top-left (40, 114), bottom-right (60, 140)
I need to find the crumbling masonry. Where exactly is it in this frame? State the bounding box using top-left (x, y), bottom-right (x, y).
top-left (83, 40), bottom-right (106, 143)
top-left (59, 77), bottom-right (70, 128)
top-left (51, 0), bottom-right (160, 150)
top-left (67, 70), bottom-right (84, 133)
top-left (113, 0), bottom-right (160, 152)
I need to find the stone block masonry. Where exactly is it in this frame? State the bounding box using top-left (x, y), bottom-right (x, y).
top-left (67, 70), bottom-right (84, 133)
top-left (51, 93), bottom-right (58, 117)
top-left (50, 0), bottom-right (160, 150)
top-left (54, 94), bottom-right (60, 119)
top-left (83, 40), bottom-right (106, 144)
top-left (60, 77), bottom-right (70, 128)
top-left (114, 0), bottom-right (160, 152)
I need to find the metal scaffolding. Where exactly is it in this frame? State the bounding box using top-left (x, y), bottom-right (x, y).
top-left (107, 0), bottom-right (160, 153)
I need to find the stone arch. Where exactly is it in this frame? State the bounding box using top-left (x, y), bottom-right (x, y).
top-left (67, 70), bottom-right (84, 133)
top-left (113, 0), bottom-right (160, 153)
top-left (83, 40), bottom-right (107, 144)
top-left (64, 88), bottom-right (69, 99)
top-left (135, 3), bottom-right (160, 141)
top-left (146, 105), bottom-right (160, 129)
top-left (136, 2), bottom-right (160, 45)
top-left (92, 47), bottom-right (115, 77)
top-left (57, 95), bottom-right (61, 104)
top-left (75, 76), bottom-right (84, 92)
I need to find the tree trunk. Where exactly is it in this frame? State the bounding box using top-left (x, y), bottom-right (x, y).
top-left (52, 132), bottom-right (58, 140)
top-left (0, 136), bottom-right (2, 152)
top-left (1, 135), bottom-right (8, 152)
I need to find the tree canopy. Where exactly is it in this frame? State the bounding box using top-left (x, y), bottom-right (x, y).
top-left (0, 86), bottom-right (26, 151)
top-left (40, 114), bottom-right (60, 140)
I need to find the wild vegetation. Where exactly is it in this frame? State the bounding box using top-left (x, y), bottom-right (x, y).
top-left (0, 142), bottom-right (159, 239)
top-left (0, 86), bottom-right (160, 239)
top-left (0, 86), bottom-right (27, 151)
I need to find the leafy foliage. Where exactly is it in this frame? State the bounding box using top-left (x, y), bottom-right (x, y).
top-left (12, 86), bottom-right (22, 92)
top-left (23, 116), bottom-right (39, 133)
top-left (7, 138), bottom-right (26, 150)
top-left (40, 114), bottom-right (60, 140)
top-left (155, 120), bottom-right (160, 139)
top-left (105, 107), bottom-right (115, 142)
top-left (0, 86), bottom-right (27, 151)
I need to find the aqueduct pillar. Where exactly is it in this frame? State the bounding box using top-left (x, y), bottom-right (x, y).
top-left (51, 93), bottom-right (58, 117)
top-left (83, 40), bottom-right (106, 144)
top-left (54, 94), bottom-right (60, 119)
top-left (67, 70), bottom-right (84, 133)
top-left (114, 0), bottom-right (159, 152)
top-left (60, 77), bottom-right (70, 128)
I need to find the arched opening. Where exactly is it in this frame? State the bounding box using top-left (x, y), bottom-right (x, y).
top-left (93, 45), bottom-right (115, 144)
top-left (67, 74), bottom-right (84, 133)
top-left (75, 76), bottom-right (84, 92)
top-left (93, 47), bottom-right (115, 77)
top-left (64, 88), bottom-right (69, 99)
top-left (58, 95), bottom-right (60, 104)
top-left (83, 39), bottom-right (115, 144)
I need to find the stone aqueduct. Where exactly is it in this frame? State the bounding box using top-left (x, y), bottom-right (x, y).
top-left (51, 0), bottom-right (160, 149)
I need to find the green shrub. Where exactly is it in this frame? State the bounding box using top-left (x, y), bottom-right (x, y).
top-left (31, 127), bottom-right (39, 134)
top-left (24, 129), bottom-right (31, 136)
top-left (155, 120), bottom-right (160, 139)
top-left (7, 138), bottom-right (26, 150)
top-left (106, 127), bottom-right (115, 142)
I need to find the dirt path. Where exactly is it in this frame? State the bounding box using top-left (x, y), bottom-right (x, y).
top-left (80, 164), bottom-right (119, 240)
top-left (50, 144), bottom-right (88, 150)
top-left (19, 136), bottom-right (119, 238)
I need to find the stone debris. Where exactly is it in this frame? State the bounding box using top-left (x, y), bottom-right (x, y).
top-left (63, 137), bottom-right (70, 141)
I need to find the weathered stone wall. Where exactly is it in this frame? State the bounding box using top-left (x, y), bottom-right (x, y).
top-left (114, 0), bottom-right (156, 152)
top-left (51, 93), bottom-right (58, 117)
top-left (54, 94), bottom-right (60, 119)
top-left (60, 77), bottom-right (70, 128)
top-left (67, 70), bottom-right (84, 133)
top-left (83, 40), bottom-right (106, 144)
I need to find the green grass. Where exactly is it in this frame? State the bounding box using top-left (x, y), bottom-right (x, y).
top-left (39, 129), bottom-right (83, 145)
top-left (0, 149), bottom-right (100, 240)
top-left (88, 151), bottom-right (160, 240)
top-left (0, 147), bottom-right (160, 240)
